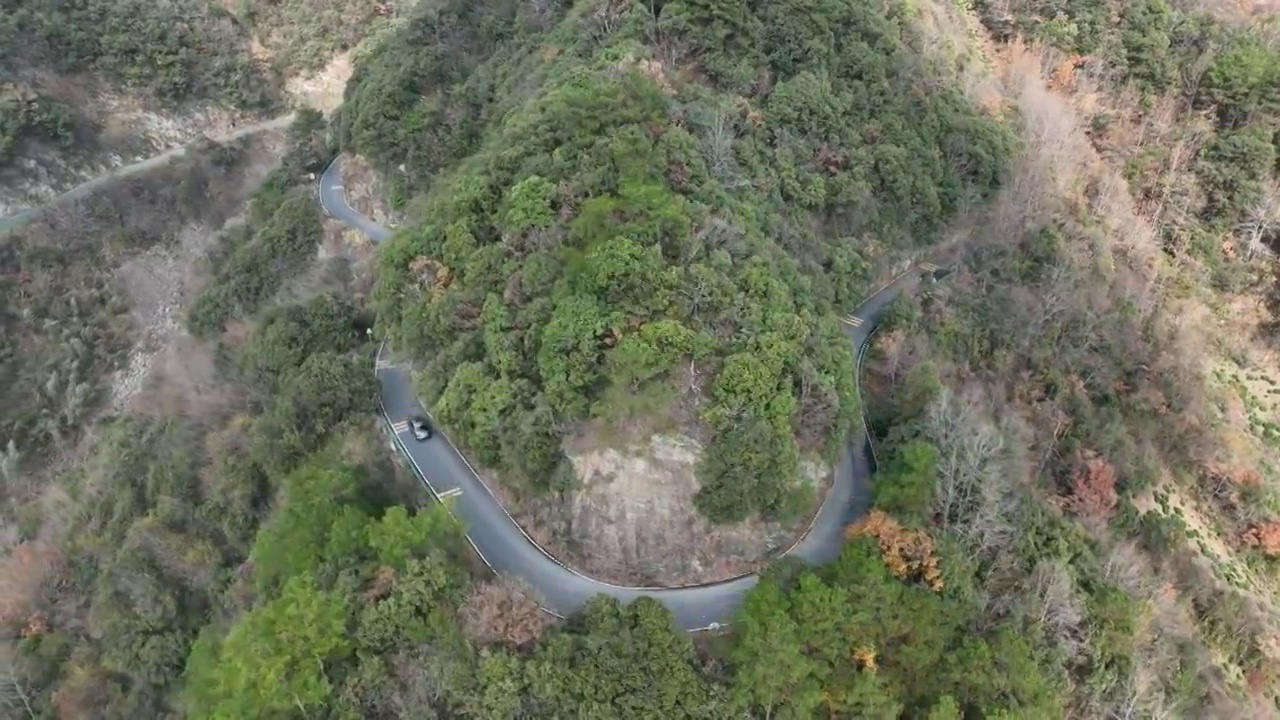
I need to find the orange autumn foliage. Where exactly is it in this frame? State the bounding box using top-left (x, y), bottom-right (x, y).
top-left (408, 255), bottom-right (453, 298)
top-left (845, 510), bottom-right (944, 592)
top-left (1048, 54), bottom-right (1090, 90)
top-left (1062, 450), bottom-right (1119, 520)
top-left (1241, 521), bottom-right (1280, 556)
top-left (853, 647), bottom-right (879, 674)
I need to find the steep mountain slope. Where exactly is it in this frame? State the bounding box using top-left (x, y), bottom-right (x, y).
top-left (859, 1), bottom-right (1280, 715)
top-left (0, 0), bottom-right (401, 215)
top-left (0, 108), bottom-right (392, 718)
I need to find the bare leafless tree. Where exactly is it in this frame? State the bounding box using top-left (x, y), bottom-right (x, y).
top-left (1238, 179), bottom-right (1280, 261)
top-left (581, 0), bottom-right (627, 44)
top-left (1029, 559), bottom-right (1088, 663)
top-left (0, 649), bottom-right (36, 720)
top-left (918, 388), bottom-right (1022, 567)
top-left (699, 109), bottom-right (746, 189)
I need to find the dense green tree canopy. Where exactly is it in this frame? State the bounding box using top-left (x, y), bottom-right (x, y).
top-left (340, 0), bottom-right (1011, 521)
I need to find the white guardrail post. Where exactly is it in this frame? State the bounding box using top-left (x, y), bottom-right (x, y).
top-left (855, 325), bottom-right (882, 470)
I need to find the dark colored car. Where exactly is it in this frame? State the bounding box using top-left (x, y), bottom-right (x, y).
top-left (409, 415), bottom-right (434, 441)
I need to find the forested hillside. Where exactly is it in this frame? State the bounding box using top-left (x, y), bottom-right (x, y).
top-left (1, 111), bottom-right (384, 716)
top-left (862, 0), bottom-right (1280, 716)
top-left (0, 0), bottom-right (398, 214)
top-left (337, 0), bottom-right (1011, 534)
top-left (974, 0), bottom-right (1280, 276)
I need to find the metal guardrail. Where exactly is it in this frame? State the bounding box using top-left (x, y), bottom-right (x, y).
top-left (855, 324), bottom-right (884, 472)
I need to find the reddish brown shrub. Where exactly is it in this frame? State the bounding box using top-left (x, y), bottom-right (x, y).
top-left (1241, 521), bottom-right (1280, 556)
top-left (1205, 461), bottom-right (1263, 489)
top-left (460, 575), bottom-right (555, 648)
top-left (1063, 450), bottom-right (1118, 520)
top-left (364, 565), bottom-right (397, 602)
top-left (0, 541), bottom-right (61, 630)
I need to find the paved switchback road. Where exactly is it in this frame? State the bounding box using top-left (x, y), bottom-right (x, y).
top-left (321, 155), bottom-right (931, 631)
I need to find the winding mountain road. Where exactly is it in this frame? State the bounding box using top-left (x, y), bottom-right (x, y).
top-left (2, 130), bottom-right (936, 631)
top-left (321, 155), bottom-right (935, 631)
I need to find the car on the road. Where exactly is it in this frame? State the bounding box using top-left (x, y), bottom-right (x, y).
top-left (922, 266), bottom-right (953, 283)
top-left (409, 415), bottom-right (434, 441)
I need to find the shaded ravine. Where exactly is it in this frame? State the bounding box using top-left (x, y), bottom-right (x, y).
top-left (322, 155), bottom-right (935, 630)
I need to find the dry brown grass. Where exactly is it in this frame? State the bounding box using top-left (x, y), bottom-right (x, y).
top-left (0, 540), bottom-right (62, 633)
top-left (460, 574), bottom-right (556, 648)
top-left (3, 130), bottom-right (290, 571)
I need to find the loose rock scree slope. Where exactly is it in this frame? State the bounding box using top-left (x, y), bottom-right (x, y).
top-left (320, 155), bottom-right (935, 630)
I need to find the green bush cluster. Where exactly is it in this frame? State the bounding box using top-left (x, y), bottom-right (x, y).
top-left (183, 456), bottom-right (466, 719)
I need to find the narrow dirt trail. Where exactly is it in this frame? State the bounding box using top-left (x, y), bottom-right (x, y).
top-left (0, 113), bottom-right (295, 233)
